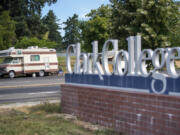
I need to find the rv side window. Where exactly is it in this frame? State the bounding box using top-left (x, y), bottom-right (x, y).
top-left (30, 55), bottom-right (40, 61)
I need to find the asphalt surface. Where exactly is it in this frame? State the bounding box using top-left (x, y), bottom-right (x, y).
top-left (0, 75), bottom-right (64, 104)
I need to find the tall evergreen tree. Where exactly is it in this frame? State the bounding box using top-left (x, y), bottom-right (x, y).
top-left (26, 14), bottom-right (48, 39)
top-left (0, 0), bottom-right (57, 16)
top-left (43, 10), bottom-right (62, 45)
top-left (63, 14), bottom-right (81, 49)
top-left (0, 11), bottom-right (16, 50)
top-left (0, 0), bottom-right (57, 39)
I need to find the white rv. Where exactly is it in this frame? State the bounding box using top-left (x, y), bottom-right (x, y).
top-left (0, 46), bottom-right (58, 78)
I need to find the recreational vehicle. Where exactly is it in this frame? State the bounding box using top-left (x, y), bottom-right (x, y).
top-left (0, 46), bottom-right (58, 78)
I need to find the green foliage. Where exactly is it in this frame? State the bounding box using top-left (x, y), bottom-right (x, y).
top-left (86, 4), bottom-right (112, 19)
top-left (15, 37), bottom-right (57, 49)
top-left (0, 0), bottom-right (61, 50)
top-left (0, 0), bottom-right (57, 16)
top-left (169, 19), bottom-right (180, 47)
top-left (0, 0), bottom-right (58, 40)
top-left (43, 10), bottom-right (62, 49)
top-left (58, 56), bottom-right (76, 73)
top-left (0, 11), bottom-right (16, 50)
top-left (13, 15), bottom-right (47, 39)
top-left (169, 2), bottom-right (180, 47)
top-left (63, 14), bottom-right (81, 49)
top-left (110, 0), bottom-right (180, 49)
top-left (81, 17), bottom-right (110, 51)
top-left (0, 58), bottom-right (4, 64)
top-left (15, 16), bottom-right (31, 38)
top-left (26, 14), bottom-right (48, 39)
top-left (80, 5), bottom-right (112, 52)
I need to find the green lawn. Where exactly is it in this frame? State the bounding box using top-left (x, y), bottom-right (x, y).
top-left (0, 103), bottom-right (115, 135)
top-left (0, 58), bottom-right (3, 64)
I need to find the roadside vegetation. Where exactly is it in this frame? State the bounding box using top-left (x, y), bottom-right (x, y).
top-left (58, 56), bottom-right (75, 73)
top-left (0, 103), bottom-right (116, 135)
top-left (0, 58), bottom-right (3, 64)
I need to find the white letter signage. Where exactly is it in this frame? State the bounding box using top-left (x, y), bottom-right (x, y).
top-left (66, 36), bottom-right (180, 95)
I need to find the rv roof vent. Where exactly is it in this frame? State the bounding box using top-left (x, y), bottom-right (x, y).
top-left (9, 47), bottom-right (15, 50)
top-left (27, 46), bottom-right (33, 49)
top-left (28, 46), bottom-right (38, 49)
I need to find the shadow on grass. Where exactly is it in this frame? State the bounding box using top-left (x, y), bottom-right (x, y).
top-left (29, 102), bottom-right (122, 135)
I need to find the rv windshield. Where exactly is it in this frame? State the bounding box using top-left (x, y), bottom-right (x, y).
top-left (2, 58), bottom-right (13, 64)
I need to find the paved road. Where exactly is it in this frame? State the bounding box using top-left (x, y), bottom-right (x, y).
top-left (0, 76), bottom-right (64, 104)
top-left (0, 75), bottom-right (64, 87)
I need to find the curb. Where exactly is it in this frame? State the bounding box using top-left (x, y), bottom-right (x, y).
top-left (0, 83), bottom-right (64, 89)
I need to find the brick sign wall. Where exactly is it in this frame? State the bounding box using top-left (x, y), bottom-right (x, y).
top-left (61, 84), bottom-right (180, 135)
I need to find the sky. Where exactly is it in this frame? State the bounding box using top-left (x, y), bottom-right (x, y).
top-left (42, 0), bottom-right (110, 35)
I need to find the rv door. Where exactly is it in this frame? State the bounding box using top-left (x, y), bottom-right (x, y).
top-left (43, 57), bottom-right (50, 70)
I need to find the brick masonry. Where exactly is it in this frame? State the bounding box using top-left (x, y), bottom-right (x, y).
top-left (61, 84), bottom-right (180, 135)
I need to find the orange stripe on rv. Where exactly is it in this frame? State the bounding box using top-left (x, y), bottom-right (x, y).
top-left (11, 69), bottom-right (58, 74)
top-left (25, 63), bottom-right (58, 66)
top-left (24, 69), bottom-right (58, 73)
top-left (2, 63), bottom-right (58, 67)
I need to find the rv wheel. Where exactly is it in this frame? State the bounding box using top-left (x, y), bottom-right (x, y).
top-left (39, 70), bottom-right (45, 77)
top-left (9, 71), bottom-right (15, 78)
top-left (32, 73), bottom-right (36, 78)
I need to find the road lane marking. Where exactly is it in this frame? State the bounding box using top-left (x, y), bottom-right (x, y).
top-left (0, 91), bottom-right (60, 100)
top-left (28, 91), bottom-right (58, 95)
top-left (0, 83), bottom-right (64, 89)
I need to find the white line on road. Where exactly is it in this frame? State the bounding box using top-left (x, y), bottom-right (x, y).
top-left (28, 91), bottom-right (58, 95)
top-left (0, 83), bottom-right (64, 89)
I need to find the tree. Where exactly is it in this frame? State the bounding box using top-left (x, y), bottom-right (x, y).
top-left (43, 10), bottom-right (62, 46)
top-left (15, 37), bottom-right (57, 49)
top-left (26, 14), bottom-right (48, 39)
top-left (0, 0), bottom-right (57, 39)
top-left (110, 0), bottom-right (179, 49)
top-left (86, 4), bottom-right (112, 19)
top-left (169, 1), bottom-right (180, 47)
top-left (0, 0), bottom-right (57, 16)
top-left (80, 5), bottom-right (112, 51)
top-left (63, 14), bottom-right (81, 49)
top-left (0, 11), bottom-right (16, 50)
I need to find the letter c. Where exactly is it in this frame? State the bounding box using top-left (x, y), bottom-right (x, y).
top-left (66, 44), bottom-right (75, 73)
